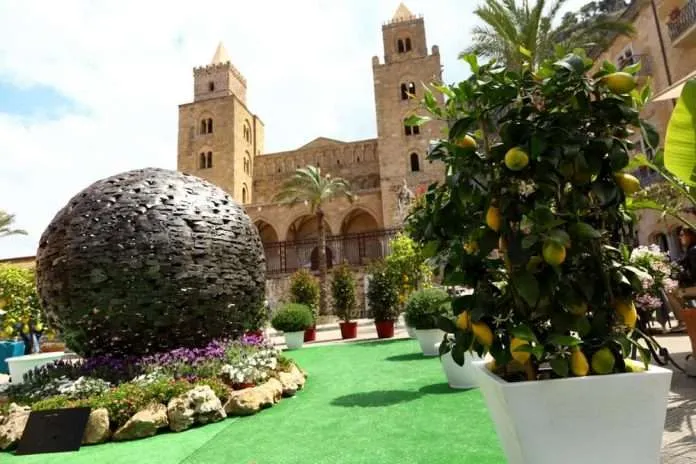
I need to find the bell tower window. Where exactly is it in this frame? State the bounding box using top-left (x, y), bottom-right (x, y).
top-left (410, 153), bottom-right (420, 172)
top-left (401, 82), bottom-right (416, 100)
top-left (405, 38), bottom-right (412, 51)
top-left (397, 39), bottom-right (405, 53)
top-left (404, 121), bottom-right (420, 136)
top-left (208, 81), bottom-right (215, 92)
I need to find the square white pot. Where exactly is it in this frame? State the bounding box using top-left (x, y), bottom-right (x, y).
top-left (415, 329), bottom-right (444, 356)
top-left (7, 351), bottom-right (66, 384)
top-left (284, 331), bottom-right (305, 350)
top-left (439, 350), bottom-right (483, 389)
top-left (406, 325), bottom-right (416, 339)
top-left (475, 362), bottom-right (672, 464)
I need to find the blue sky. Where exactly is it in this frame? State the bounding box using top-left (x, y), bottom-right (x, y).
top-left (0, 0), bottom-right (589, 259)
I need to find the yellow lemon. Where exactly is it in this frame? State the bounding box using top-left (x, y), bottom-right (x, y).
top-left (504, 147), bottom-right (529, 171)
top-left (615, 300), bottom-right (638, 329)
top-left (35, 322), bottom-right (44, 332)
top-left (22, 324), bottom-right (30, 334)
top-left (510, 337), bottom-right (531, 364)
top-left (570, 348), bottom-right (590, 377)
top-left (457, 134), bottom-right (477, 150)
top-left (568, 302), bottom-right (588, 316)
top-left (542, 241), bottom-right (566, 266)
top-left (456, 311), bottom-right (471, 331)
top-left (614, 172), bottom-right (641, 195)
top-left (4, 326), bottom-right (13, 336)
top-left (486, 206), bottom-right (501, 232)
top-left (603, 72), bottom-right (637, 94)
top-left (591, 347), bottom-right (616, 375)
top-left (624, 358), bottom-right (646, 373)
top-left (472, 322), bottom-right (494, 347)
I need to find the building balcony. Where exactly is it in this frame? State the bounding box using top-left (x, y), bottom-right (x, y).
top-left (668, 0), bottom-right (696, 47)
top-left (263, 228), bottom-right (401, 276)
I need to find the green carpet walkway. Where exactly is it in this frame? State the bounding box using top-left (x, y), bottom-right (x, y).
top-left (7, 339), bottom-right (505, 463)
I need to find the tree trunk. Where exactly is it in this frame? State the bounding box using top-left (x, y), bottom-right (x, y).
top-left (317, 210), bottom-right (329, 316)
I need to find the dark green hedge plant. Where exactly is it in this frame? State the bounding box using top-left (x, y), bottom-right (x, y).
top-left (366, 262), bottom-right (399, 322)
top-left (407, 52), bottom-right (654, 381)
top-left (271, 304), bottom-right (314, 333)
top-left (331, 264), bottom-right (357, 322)
top-left (404, 288), bottom-right (450, 330)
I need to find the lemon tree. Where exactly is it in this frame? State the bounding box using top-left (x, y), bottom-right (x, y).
top-left (406, 52), bottom-right (655, 381)
top-left (0, 265), bottom-right (45, 343)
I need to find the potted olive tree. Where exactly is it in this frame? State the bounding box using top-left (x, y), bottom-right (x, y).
top-left (404, 287), bottom-right (449, 356)
top-left (288, 269), bottom-right (320, 342)
top-left (407, 53), bottom-right (671, 464)
top-left (271, 303), bottom-right (314, 350)
top-left (331, 263), bottom-right (358, 339)
top-left (366, 262), bottom-right (399, 339)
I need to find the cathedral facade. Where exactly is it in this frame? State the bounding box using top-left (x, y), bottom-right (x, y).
top-left (177, 4), bottom-right (445, 275)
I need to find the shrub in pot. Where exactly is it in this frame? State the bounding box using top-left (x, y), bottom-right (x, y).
top-left (366, 262), bottom-right (399, 339)
top-left (407, 53), bottom-right (671, 464)
top-left (289, 269), bottom-right (320, 342)
top-left (0, 265), bottom-right (46, 355)
top-left (438, 334), bottom-right (483, 390)
top-left (331, 264), bottom-right (358, 339)
top-left (404, 288), bottom-right (449, 356)
top-left (271, 303), bottom-right (314, 350)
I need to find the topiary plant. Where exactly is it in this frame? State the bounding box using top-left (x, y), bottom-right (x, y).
top-left (271, 304), bottom-right (314, 333)
top-left (288, 269), bottom-right (319, 322)
top-left (404, 287), bottom-right (450, 330)
top-left (366, 262), bottom-right (399, 322)
top-left (407, 52), bottom-right (656, 380)
top-left (331, 264), bottom-right (357, 322)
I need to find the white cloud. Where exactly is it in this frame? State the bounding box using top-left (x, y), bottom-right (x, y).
top-left (0, 0), bottom-right (588, 258)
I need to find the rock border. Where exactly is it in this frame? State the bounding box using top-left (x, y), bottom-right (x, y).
top-left (0, 364), bottom-right (307, 450)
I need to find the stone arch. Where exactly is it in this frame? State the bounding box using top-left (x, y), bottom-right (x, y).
top-left (254, 219), bottom-right (279, 244)
top-left (285, 214), bottom-right (334, 272)
top-left (341, 208), bottom-right (380, 235)
top-left (340, 208), bottom-right (383, 266)
top-left (286, 214), bottom-right (333, 242)
top-left (255, 219), bottom-right (280, 273)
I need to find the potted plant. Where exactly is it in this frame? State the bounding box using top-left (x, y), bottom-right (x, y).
top-left (331, 263), bottom-right (358, 339)
top-left (366, 262), bottom-right (399, 338)
top-left (404, 287), bottom-right (449, 356)
top-left (288, 269), bottom-right (320, 342)
top-left (407, 54), bottom-right (671, 464)
top-left (438, 333), bottom-right (483, 389)
top-left (271, 303), bottom-right (314, 350)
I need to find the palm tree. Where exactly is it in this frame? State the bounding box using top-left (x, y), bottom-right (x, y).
top-left (462, 0), bottom-right (634, 68)
top-left (274, 166), bottom-right (354, 316)
top-left (0, 210), bottom-right (27, 238)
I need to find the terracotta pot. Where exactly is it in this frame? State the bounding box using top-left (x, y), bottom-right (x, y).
top-left (304, 325), bottom-right (317, 342)
top-left (339, 321), bottom-right (358, 339)
top-left (681, 308), bottom-right (696, 355)
top-left (40, 342), bottom-right (66, 353)
top-left (374, 320), bottom-right (395, 339)
top-left (244, 330), bottom-right (264, 339)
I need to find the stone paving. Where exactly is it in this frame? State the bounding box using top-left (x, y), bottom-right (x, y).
top-left (2, 319), bottom-right (695, 462)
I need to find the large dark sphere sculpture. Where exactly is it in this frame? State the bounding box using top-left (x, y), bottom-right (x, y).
top-left (36, 168), bottom-right (266, 357)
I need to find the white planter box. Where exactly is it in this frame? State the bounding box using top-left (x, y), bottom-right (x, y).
top-left (406, 325), bottom-right (416, 339)
top-left (440, 350), bottom-right (483, 389)
top-left (475, 362), bottom-right (672, 464)
top-left (284, 331), bottom-right (305, 350)
top-left (7, 351), bottom-right (66, 384)
top-left (415, 329), bottom-right (444, 356)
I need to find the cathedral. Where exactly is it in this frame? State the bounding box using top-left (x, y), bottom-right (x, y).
top-left (177, 3), bottom-right (445, 276)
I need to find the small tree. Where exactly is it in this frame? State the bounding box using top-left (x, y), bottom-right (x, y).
top-left (331, 264), bottom-right (357, 322)
top-left (0, 265), bottom-right (44, 353)
top-left (289, 269), bottom-right (320, 322)
top-left (385, 233), bottom-right (432, 310)
top-left (366, 261), bottom-right (399, 322)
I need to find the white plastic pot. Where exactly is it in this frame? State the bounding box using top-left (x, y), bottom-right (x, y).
top-left (439, 350), bottom-right (483, 389)
top-left (284, 331), bottom-right (305, 350)
top-left (7, 351), bottom-right (66, 384)
top-left (474, 362), bottom-right (672, 464)
top-left (415, 329), bottom-right (444, 356)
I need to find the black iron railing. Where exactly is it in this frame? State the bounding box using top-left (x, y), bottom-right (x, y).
top-left (263, 228), bottom-right (401, 275)
top-left (668, 0), bottom-right (696, 41)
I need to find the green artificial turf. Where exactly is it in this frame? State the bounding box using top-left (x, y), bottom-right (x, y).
top-left (6, 339), bottom-right (505, 464)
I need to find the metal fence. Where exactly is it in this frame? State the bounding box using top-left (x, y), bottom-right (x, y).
top-left (263, 228), bottom-right (401, 275)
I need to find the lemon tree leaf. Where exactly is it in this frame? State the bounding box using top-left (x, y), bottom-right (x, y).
top-left (550, 358), bottom-right (569, 377)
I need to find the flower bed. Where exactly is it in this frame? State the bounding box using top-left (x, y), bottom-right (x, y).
top-left (0, 335), bottom-right (306, 450)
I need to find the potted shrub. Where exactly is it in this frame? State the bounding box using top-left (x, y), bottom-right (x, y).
top-left (331, 263), bottom-right (358, 339)
top-left (404, 287), bottom-right (450, 356)
top-left (271, 303), bottom-right (314, 350)
top-left (366, 262), bottom-right (399, 338)
top-left (288, 269), bottom-right (320, 342)
top-left (407, 54), bottom-right (671, 464)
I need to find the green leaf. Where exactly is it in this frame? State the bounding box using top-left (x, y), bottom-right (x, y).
top-left (521, 234), bottom-right (538, 249)
top-left (512, 272), bottom-right (540, 307)
top-left (519, 45), bottom-right (532, 59)
top-left (404, 114), bottom-right (431, 127)
top-left (640, 120), bottom-right (660, 150)
top-left (431, 83), bottom-right (455, 99)
top-left (547, 334), bottom-right (581, 346)
top-left (462, 54), bottom-right (479, 73)
top-left (665, 79), bottom-right (696, 185)
top-left (437, 316), bottom-right (457, 334)
top-left (622, 60), bottom-right (641, 75)
top-left (509, 324), bottom-right (538, 343)
top-left (443, 271), bottom-right (467, 286)
top-left (554, 54), bottom-right (585, 74)
top-left (623, 265), bottom-right (652, 282)
top-left (550, 358), bottom-right (569, 377)
top-left (626, 338), bottom-right (652, 368)
top-left (449, 118), bottom-right (475, 141)
top-left (569, 222), bottom-right (601, 239)
top-left (547, 229), bottom-right (571, 247)
top-left (422, 241), bottom-right (439, 258)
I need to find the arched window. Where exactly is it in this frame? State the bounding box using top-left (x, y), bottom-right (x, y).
top-left (244, 120), bottom-right (252, 143)
top-left (200, 120), bottom-right (207, 135)
top-left (199, 153), bottom-right (206, 169)
top-left (245, 151), bottom-right (251, 175)
top-left (206, 151), bottom-right (213, 168)
top-left (207, 118), bottom-right (213, 133)
top-left (400, 82), bottom-right (416, 100)
top-left (242, 185), bottom-right (248, 204)
top-left (397, 39), bottom-right (405, 53)
top-left (404, 121), bottom-right (420, 136)
top-left (405, 38), bottom-right (412, 52)
top-left (410, 153), bottom-right (420, 172)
